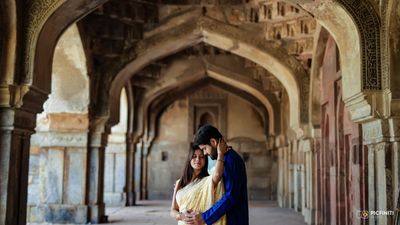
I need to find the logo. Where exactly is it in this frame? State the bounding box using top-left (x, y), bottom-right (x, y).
top-left (358, 211), bottom-right (369, 219)
top-left (357, 210), bottom-right (394, 219)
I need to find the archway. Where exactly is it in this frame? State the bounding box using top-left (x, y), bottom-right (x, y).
top-left (109, 15), bottom-right (306, 136)
top-left (104, 88), bottom-right (129, 206)
top-left (137, 58), bottom-right (280, 139)
top-left (27, 23), bottom-right (91, 224)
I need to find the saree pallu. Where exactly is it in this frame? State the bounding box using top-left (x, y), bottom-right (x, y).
top-left (176, 176), bottom-right (226, 225)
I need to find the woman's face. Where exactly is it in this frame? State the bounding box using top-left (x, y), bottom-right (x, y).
top-left (190, 149), bottom-right (206, 171)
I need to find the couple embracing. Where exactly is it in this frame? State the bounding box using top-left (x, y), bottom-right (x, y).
top-left (170, 125), bottom-right (249, 225)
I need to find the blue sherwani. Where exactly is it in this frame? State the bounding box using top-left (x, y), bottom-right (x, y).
top-left (202, 149), bottom-right (249, 225)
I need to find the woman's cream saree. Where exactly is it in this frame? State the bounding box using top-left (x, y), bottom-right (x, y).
top-left (175, 176), bottom-right (226, 225)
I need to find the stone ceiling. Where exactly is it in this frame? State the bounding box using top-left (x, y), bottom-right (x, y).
top-left (78, 0), bottom-right (316, 103)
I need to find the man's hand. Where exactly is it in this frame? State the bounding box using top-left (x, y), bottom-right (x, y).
top-left (186, 212), bottom-right (205, 225)
top-left (217, 138), bottom-right (228, 156)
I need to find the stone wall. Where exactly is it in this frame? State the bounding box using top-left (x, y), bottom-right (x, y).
top-left (104, 135), bottom-right (127, 206)
top-left (148, 99), bottom-right (190, 199)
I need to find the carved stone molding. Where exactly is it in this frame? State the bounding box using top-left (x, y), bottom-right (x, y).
top-left (23, 0), bottom-right (66, 81)
top-left (31, 131), bottom-right (88, 147)
top-left (336, 0), bottom-right (382, 90)
top-left (380, 0), bottom-right (389, 90)
top-left (303, 0), bottom-right (382, 91)
top-left (344, 89), bottom-right (391, 122)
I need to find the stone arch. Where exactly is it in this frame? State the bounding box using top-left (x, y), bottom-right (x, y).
top-left (309, 25), bottom-right (330, 129)
top-left (125, 81), bottom-right (134, 134)
top-left (199, 112), bottom-right (215, 127)
top-left (42, 24), bottom-right (90, 113)
top-left (386, 0), bottom-right (400, 103)
top-left (297, 0), bottom-right (386, 121)
top-left (104, 87), bottom-right (128, 206)
top-left (110, 16), bottom-right (306, 137)
top-left (135, 60), bottom-right (281, 142)
top-left (111, 88), bottom-right (128, 133)
top-left (23, 0), bottom-right (108, 94)
top-left (0, 0), bottom-right (17, 85)
top-left (26, 22), bottom-right (92, 224)
top-left (147, 77), bottom-right (271, 152)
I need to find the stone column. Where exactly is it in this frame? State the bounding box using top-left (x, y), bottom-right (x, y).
top-left (134, 140), bottom-right (144, 201)
top-left (282, 145), bottom-right (290, 208)
top-left (288, 141), bottom-right (295, 209)
top-left (27, 113), bottom-right (90, 224)
top-left (141, 140), bottom-right (153, 200)
top-left (0, 108), bottom-right (38, 225)
top-left (299, 138), bottom-right (317, 225)
top-left (0, 87), bottom-right (47, 225)
top-left (87, 117), bottom-right (109, 223)
top-left (277, 148), bottom-right (283, 207)
top-left (125, 133), bottom-right (137, 206)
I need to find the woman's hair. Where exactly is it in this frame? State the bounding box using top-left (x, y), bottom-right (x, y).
top-left (177, 143), bottom-right (209, 190)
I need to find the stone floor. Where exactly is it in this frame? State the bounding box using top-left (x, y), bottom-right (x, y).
top-left (105, 200), bottom-right (307, 225)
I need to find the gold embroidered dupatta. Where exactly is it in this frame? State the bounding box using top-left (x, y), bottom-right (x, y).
top-left (176, 176), bottom-right (226, 225)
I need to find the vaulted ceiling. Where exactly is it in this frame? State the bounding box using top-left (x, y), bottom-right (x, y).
top-left (77, 0), bottom-right (316, 111)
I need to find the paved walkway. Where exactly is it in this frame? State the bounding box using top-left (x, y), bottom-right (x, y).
top-left (106, 200), bottom-right (307, 225)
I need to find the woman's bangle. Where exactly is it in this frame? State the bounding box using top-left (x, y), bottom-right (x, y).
top-left (217, 159), bottom-right (224, 162)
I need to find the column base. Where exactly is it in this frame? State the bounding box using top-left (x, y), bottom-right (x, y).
top-left (126, 191), bottom-right (136, 206)
top-left (88, 203), bottom-right (108, 223)
top-left (27, 204), bottom-right (88, 224)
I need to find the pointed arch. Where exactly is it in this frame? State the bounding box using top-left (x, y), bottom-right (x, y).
top-left (147, 77), bottom-right (271, 152)
top-left (134, 59), bottom-right (281, 142)
top-left (110, 16), bottom-right (306, 136)
top-left (295, 0), bottom-right (386, 121)
top-left (25, 0), bottom-right (108, 93)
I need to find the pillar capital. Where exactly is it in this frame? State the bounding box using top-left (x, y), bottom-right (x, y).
top-left (362, 117), bottom-right (400, 144)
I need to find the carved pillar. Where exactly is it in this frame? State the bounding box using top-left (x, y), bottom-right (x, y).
top-left (27, 113), bottom-right (90, 224)
top-left (363, 118), bottom-right (399, 225)
top-left (0, 87), bottom-right (47, 225)
top-left (87, 117), bottom-right (109, 223)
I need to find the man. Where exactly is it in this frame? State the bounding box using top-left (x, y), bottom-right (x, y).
top-left (185, 125), bottom-right (249, 225)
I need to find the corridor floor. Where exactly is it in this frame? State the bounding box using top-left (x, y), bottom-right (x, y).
top-left (105, 200), bottom-right (307, 225)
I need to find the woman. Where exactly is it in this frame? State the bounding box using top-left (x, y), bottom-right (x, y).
top-left (170, 139), bottom-right (227, 225)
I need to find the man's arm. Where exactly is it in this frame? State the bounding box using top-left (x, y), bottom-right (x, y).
top-left (212, 138), bottom-right (228, 186)
top-left (201, 155), bottom-right (245, 224)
